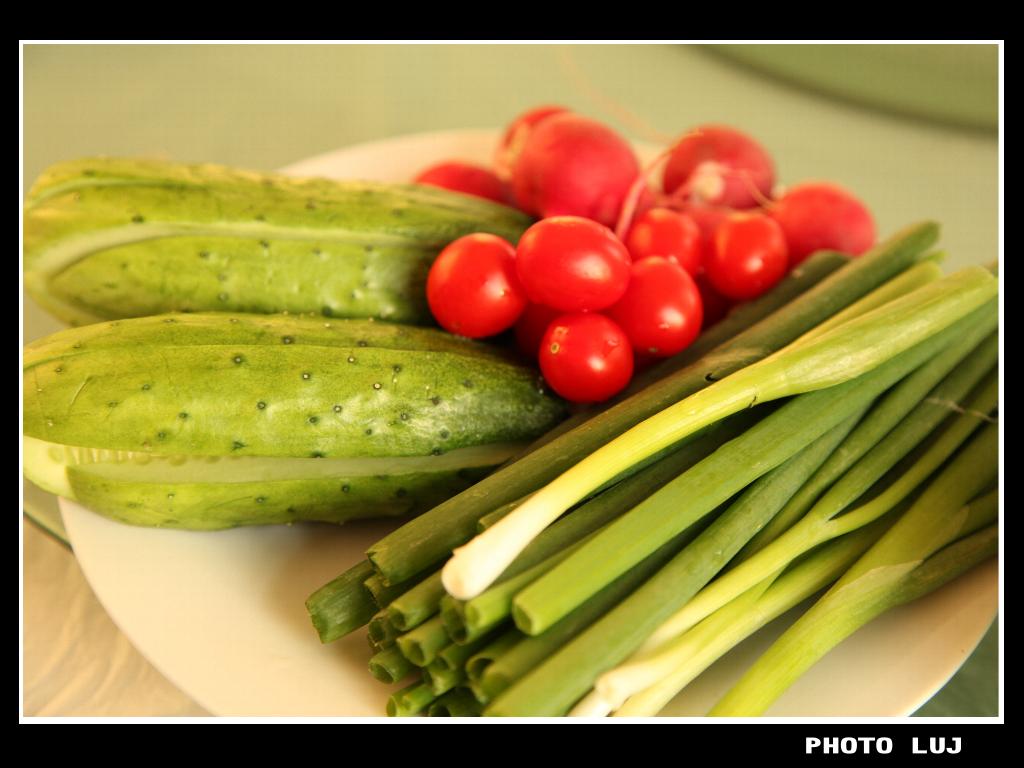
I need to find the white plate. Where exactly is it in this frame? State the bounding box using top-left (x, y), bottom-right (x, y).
top-left (57, 130), bottom-right (997, 717)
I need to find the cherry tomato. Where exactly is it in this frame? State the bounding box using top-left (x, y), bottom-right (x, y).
top-left (705, 213), bottom-right (788, 301)
top-left (694, 273), bottom-right (733, 328)
top-left (539, 313), bottom-right (634, 403)
top-left (607, 257), bottom-right (703, 357)
top-left (625, 208), bottom-right (702, 276)
top-left (514, 303), bottom-right (562, 358)
top-left (515, 216), bottom-right (632, 312)
top-left (426, 233), bottom-right (527, 338)
top-left (414, 161), bottom-right (509, 205)
top-left (678, 203), bottom-right (736, 269)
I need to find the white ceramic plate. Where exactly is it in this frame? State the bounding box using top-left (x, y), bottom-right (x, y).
top-left (58, 130), bottom-right (997, 717)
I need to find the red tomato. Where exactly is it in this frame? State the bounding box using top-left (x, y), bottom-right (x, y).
top-left (678, 203), bottom-right (735, 269)
top-left (608, 257), bottom-right (703, 357)
top-left (414, 161), bottom-right (509, 205)
top-left (694, 273), bottom-right (733, 328)
top-left (494, 105), bottom-right (570, 182)
top-left (515, 216), bottom-right (632, 312)
top-left (625, 208), bottom-right (702, 276)
top-left (426, 233), bottom-right (527, 338)
top-left (539, 313), bottom-right (634, 403)
top-left (515, 303), bottom-right (562, 358)
top-left (705, 213), bottom-right (788, 301)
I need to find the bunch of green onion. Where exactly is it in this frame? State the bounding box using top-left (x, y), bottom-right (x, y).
top-left (304, 222), bottom-right (999, 717)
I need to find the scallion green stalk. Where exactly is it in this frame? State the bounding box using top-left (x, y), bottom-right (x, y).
top-left (710, 435), bottom-right (999, 717)
top-left (304, 560), bottom-right (376, 643)
top-left (428, 688), bottom-right (484, 717)
top-left (367, 609), bottom-right (401, 649)
top-left (388, 415), bottom-right (754, 636)
top-left (599, 517), bottom-right (895, 716)
top-left (386, 679), bottom-right (437, 717)
top-left (738, 322), bottom-right (998, 561)
top-left (368, 645), bottom-right (416, 685)
top-left (466, 631), bottom-right (521, 684)
top-left (422, 659), bottom-right (465, 696)
top-left (640, 341), bottom-right (997, 652)
top-left (395, 615), bottom-right (450, 668)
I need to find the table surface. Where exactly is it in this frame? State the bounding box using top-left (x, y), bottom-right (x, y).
top-left (21, 42), bottom-right (1000, 718)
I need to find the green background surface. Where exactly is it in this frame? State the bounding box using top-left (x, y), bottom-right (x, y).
top-left (21, 42), bottom-right (1000, 717)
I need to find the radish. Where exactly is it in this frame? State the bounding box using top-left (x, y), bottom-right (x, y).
top-left (511, 113), bottom-right (640, 229)
top-left (770, 181), bottom-right (876, 266)
top-left (493, 105), bottom-right (569, 182)
top-left (662, 125), bottom-right (775, 210)
top-left (414, 161), bottom-right (509, 205)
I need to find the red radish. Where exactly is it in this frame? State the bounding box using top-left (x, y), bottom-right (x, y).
top-left (662, 125), bottom-right (775, 210)
top-left (607, 256), bottom-right (703, 357)
top-left (426, 233), bottom-right (527, 338)
top-left (625, 208), bottom-right (702, 277)
top-left (515, 216), bottom-right (632, 313)
top-left (511, 113), bottom-right (640, 228)
top-left (515, 303), bottom-right (562, 358)
top-left (539, 313), bottom-right (634, 403)
top-left (771, 181), bottom-right (876, 266)
top-left (706, 212), bottom-right (788, 301)
top-left (494, 105), bottom-right (570, 182)
top-left (414, 161), bottom-right (509, 205)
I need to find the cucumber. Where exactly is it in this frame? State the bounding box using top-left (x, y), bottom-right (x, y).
top-left (23, 313), bottom-right (565, 529)
top-left (24, 157), bottom-right (533, 326)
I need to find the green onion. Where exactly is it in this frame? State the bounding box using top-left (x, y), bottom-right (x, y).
top-left (368, 645), bottom-right (416, 684)
top-left (304, 560), bottom-right (376, 643)
top-left (787, 260), bottom-right (941, 349)
top-left (363, 573), bottom-right (414, 609)
top-left (710, 429), bottom-right (998, 717)
top-left (480, 510), bottom-right (717, 704)
top-left (739, 320), bottom-right (998, 561)
top-left (444, 267), bottom-right (995, 601)
top-left (368, 225), bottom-right (937, 586)
top-left (386, 680), bottom-right (437, 717)
top-left (475, 495), bottom-right (531, 533)
top-left (388, 415), bottom-right (755, 637)
top-left (605, 517), bottom-right (898, 716)
top-left (485, 406), bottom-right (878, 715)
top-left (466, 631), bottom-right (521, 684)
top-left (444, 535), bottom-right (593, 643)
top-left (395, 615), bottom-right (450, 668)
top-left (422, 659), bottom-right (465, 696)
top-left (643, 355), bottom-right (997, 652)
top-left (428, 688), bottom-right (484, 717)
top-left (367, 609), bottom-right (401, 649)
top-left (436, 631), bottom-right (502, 673)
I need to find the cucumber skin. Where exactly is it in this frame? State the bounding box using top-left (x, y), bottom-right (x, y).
top-left (23, 313), bottom-right (565, 529)
top-left (66, 463), bottom-right (493, 529)
top-left (24, 157), bottom-right (533, 326)
top-left (24, 314), bottom-right (563, 459)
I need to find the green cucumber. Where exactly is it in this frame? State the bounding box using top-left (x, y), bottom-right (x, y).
top-left (24, 157), bottom-right (533, 325)
top-left (23, 313), bottom-right (565, 529)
